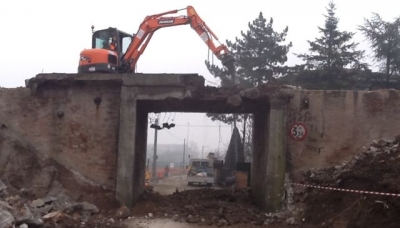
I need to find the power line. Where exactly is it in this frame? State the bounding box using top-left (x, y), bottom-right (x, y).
top-left (147, 123), bottom-right (230, 128)
top-left (166, 112), bottom-right (173, 122)
top-left (175, 124), bottom-right (231, 128)
top-left (164, 130), bottom-right (182, 141)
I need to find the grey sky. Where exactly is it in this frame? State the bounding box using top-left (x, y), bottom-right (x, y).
top-left (1, 0), bottom-right (399, 154)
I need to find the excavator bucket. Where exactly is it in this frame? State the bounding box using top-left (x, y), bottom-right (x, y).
top-left (221, 55), bottom-right (238, 85)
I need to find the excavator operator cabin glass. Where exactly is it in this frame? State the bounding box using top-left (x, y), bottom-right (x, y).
top-left (93, 30), bottom-right (112, 50)
top-left (122, 37), bottom-right (131, 54)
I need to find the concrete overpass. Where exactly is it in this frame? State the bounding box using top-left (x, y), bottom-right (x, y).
top-left (25, 73), bottom-right (292, 212)
top-left (1, 72), bottom-right (398, 214)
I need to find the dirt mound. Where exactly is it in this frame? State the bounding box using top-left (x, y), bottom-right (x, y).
top-left (130, 188), bottom-right (289, 226)
top-left (297, 137), bottom-right (400, 227)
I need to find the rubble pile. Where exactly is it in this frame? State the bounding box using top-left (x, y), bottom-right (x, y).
top-left (130, 188), bottom-right (293, 227)
top-left (0, 180), bottom-right (124, 228)
top-left (297, 136), bottom-right (400, 228)
top-left (0, 130), bottom-right (127, 227)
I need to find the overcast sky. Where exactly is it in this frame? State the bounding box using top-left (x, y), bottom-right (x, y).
top-left (1, 0), bottom-right (399, 155)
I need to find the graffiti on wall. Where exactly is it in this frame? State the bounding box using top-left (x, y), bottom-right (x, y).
top-left (287, 107), bottom-right (313, 124)
top-left (287, 103), bottom-right (325, 156)
top-left (287, 106), bottom-right (313, 143)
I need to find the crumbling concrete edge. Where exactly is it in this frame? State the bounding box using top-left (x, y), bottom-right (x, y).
top-left (25, 73), bottom-right (123, 95)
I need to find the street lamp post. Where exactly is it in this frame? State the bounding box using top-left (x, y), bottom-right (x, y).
top-left (181, 138), bottom-right (186, 180)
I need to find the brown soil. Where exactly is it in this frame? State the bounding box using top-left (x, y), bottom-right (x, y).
top-left (130, 188), bottom-right (270, 226)
top-left (298, 138), bottom-right (400, 228)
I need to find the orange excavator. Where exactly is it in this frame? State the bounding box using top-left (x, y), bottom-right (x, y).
top-left (78, 6), bottom-right (236, 79)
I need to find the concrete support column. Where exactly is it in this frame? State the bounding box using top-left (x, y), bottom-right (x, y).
top-left (132, 107), bottom-right (148, 200)
top-left (250, 103), bottom-right (269, 209)
top-left (265, 98), bottom-right (287, 212)
top-left (116, 86), bottom-right (137, 207)
top-left (251, 98), bottom-right (287, 213)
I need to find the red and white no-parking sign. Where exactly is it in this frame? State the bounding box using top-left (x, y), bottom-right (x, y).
top-left (289, 122), bottom-right (308, 141)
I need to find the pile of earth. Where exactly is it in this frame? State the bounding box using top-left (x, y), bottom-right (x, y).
top-left (296, 136), bottom-right (400, 228)
top-left (129, 188), bottom-right (295, 227)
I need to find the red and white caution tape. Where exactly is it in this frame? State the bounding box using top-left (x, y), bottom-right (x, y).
top-left (292, 183), bottom-right (400, 197)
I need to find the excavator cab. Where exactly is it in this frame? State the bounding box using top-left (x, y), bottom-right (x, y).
top-left (78, 27), bottom-right (133, 73)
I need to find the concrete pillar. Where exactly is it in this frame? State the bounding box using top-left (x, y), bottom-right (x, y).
top-left (116, 86), bottom-right (137, 207)
top-left (250, 104), bottom-right (269, 209)
top-left (251, 99), bottom-right (287, 212)
top-left (132, 107), bottom-right (148, 200)
top-left (265, 98), bottom-right (287, 212)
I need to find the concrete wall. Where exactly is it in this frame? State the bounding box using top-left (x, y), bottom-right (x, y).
top-left (0, 81), bottom-right (121, 189)
top-left (2, 86), bottom-right (400, 187)
top-left (287, 89), bottom-right (400, 180)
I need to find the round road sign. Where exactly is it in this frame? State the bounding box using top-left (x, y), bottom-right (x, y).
top-left (289, 123), bottom-right (308, 141)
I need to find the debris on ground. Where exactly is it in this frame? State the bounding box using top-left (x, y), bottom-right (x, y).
top-left (0, 179), bottom-right (126, 228)
top-left (129, 188), bottom-right (293, 227)
top-left (0, 129), bottom-right (127, 227)
top-left (2, 121), bottom-right (400, 228)
top-left (296, 136), bottom-right (400, 228)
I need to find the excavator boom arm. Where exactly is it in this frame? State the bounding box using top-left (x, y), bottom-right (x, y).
top-left (121, 6), bottom-right (234, 72)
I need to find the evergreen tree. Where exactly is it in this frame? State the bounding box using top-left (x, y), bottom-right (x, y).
top-left (358, 13), bottom-right (400, 84)
top-left (206, 11), bottom-right (292, 87)
top-left (205, 11), bottom-right (292, 124)
top-left (205, 11), bottom-right (291, 121)
top-left (204, 12), bottom-right (292, 159)
top-left (296, 1), bottom-right (365, 70)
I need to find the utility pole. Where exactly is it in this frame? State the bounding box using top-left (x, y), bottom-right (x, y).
top-left (152, 118), bottom-right (158, 183)
top-left (181, 138), bottom-right (186, 180)
top-left (186, 123), bottom-right (190, 155)
top-left (183, 139), bottom-right (186, 169)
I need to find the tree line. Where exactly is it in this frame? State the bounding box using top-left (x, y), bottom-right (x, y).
top-left (206, 0), bottom-right (400, 90)
top-left (205, 1), bottom-right (400, 160)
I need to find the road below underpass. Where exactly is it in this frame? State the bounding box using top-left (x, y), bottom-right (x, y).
top-left (152, 174), bottom-right (213, 195)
